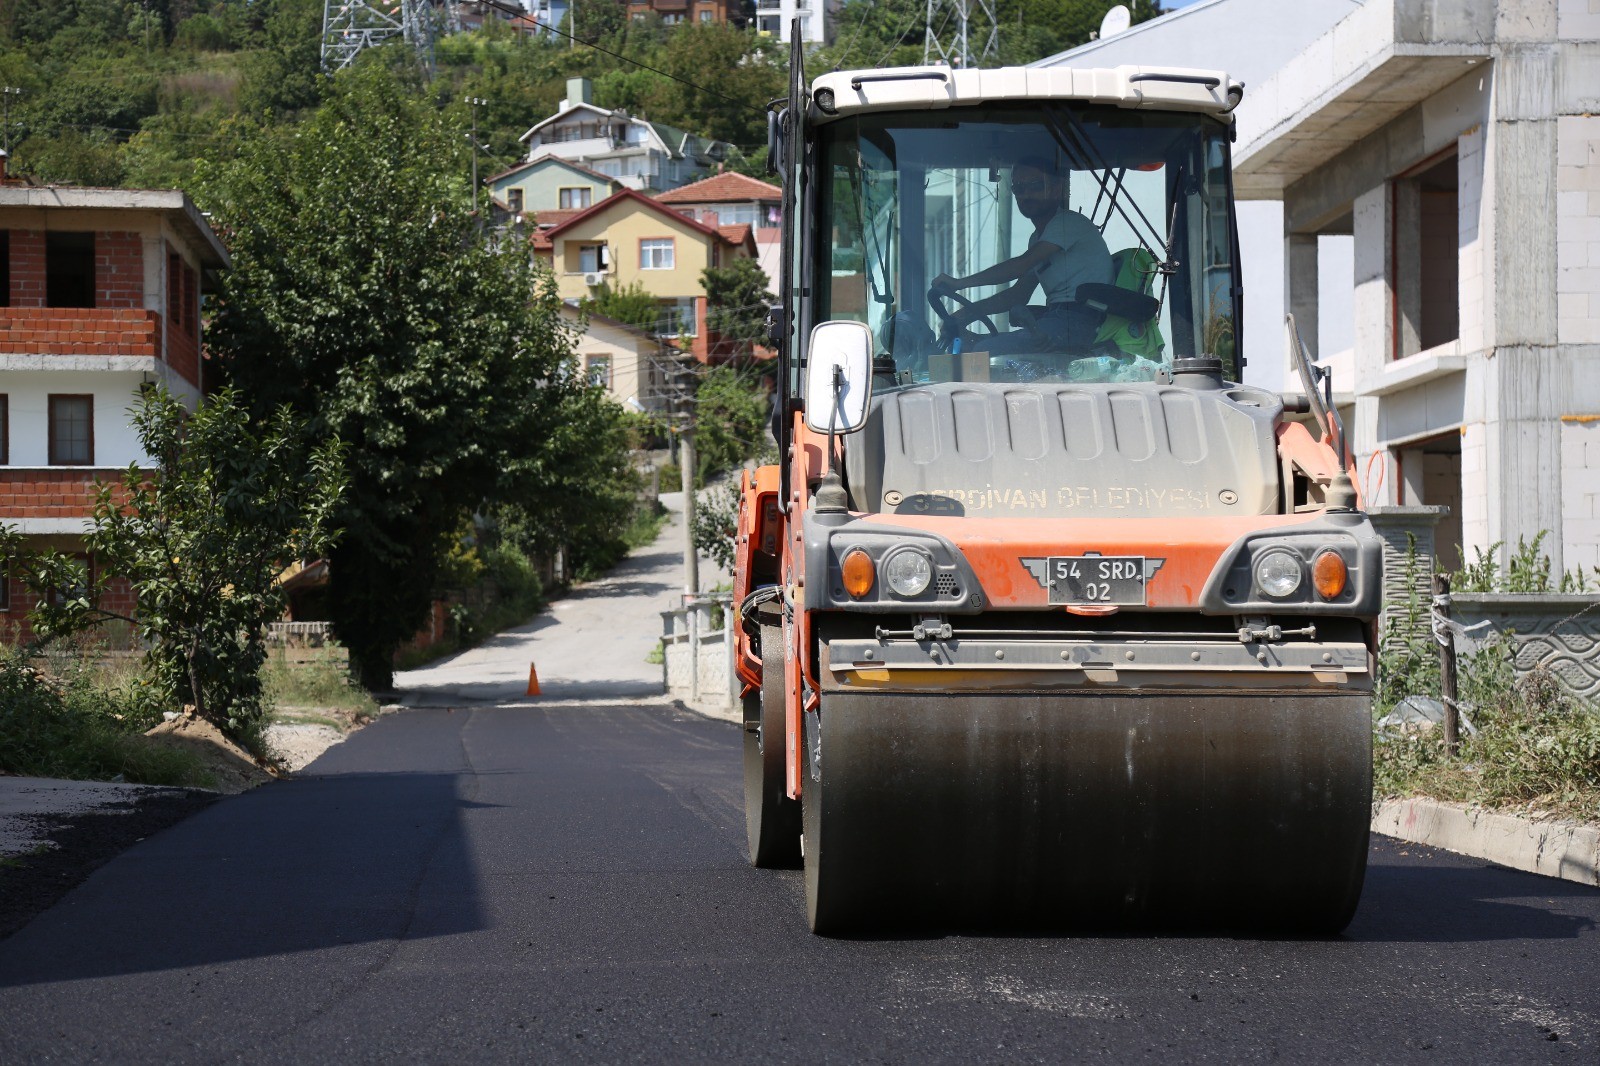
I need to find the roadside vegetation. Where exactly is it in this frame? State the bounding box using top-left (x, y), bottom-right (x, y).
top-left (0, 641), bottom-right (213, 788)
top-left (1373, 537), bottom-right (1600, 822)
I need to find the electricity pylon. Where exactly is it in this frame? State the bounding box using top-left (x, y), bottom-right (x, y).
top-left (321, 0), bottom-right (437, 74)
top-left (923, 0), bottom-right (998, 68)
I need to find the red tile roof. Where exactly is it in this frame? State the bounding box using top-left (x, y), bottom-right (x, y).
top-left (717, 224), bottom-right (753, 248)
top-left (544, 187), bottom-right (746, 246)
top-left (654, 171), bottom-right (782, 205)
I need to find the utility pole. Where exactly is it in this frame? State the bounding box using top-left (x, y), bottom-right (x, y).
top-left (1, 88), bottom-right (21, 156)
top-left (681, 421), bottom-right (699, 599)
top-left (465, 96), bottom-right (487, 213)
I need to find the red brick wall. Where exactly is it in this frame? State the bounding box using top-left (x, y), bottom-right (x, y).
top-left (0, 469), bottom-right (124, 521)
top-left (9, 229), bottom-right (45, 308)
top-left (1, 568), bottom-right (137, 644)
top-left (0, 307), bottom-right (161, 357)
top-left (95, 231), bottom-right (143, 309)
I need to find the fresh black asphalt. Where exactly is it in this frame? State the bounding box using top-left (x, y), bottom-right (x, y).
top-left (1, 702), bottom-right (1597, 1063)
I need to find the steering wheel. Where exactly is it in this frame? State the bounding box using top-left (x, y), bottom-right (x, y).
top-left (928, 288), bottom-right (1000, 345)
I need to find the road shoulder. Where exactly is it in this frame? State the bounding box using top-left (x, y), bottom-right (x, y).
top-left (1374, 796), bottom-right (1600, 887)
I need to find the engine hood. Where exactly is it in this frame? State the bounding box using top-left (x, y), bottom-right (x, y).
top-left (843, 381), bottom-right (1283, 520)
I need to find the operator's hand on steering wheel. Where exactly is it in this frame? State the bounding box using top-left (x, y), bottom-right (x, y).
top-left (930, 273), bottom-right (959, 298)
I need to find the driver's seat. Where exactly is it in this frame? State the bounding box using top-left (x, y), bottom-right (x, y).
top-left (1082, 247), bottom-right (1165, 360)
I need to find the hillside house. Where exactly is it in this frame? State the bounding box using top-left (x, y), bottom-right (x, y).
top-left (518, 78), bottom-right (733, 193)
top-left (563, 305), bottom-right (680, 415)
top-left (0, 185), bottom-right (229, 637)
top-left (628, 0), bottom-right (747, 25)
top-left (487, 156), bottom-right (620, 218)
top-left (533, 188), bottom-right (755, 362)
top-left (655, 171), bottom-right (782, 294)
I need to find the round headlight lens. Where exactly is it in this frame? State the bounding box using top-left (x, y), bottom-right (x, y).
top-left (1253, 549), bottom-right (1304, 599)
top-left (883, 549), bottom-right (933, 598)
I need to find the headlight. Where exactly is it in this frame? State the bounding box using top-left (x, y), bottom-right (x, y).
top-left (883, 548), bottom-right (933, 598)
top-left (1253, 549), bottom-right (1304, 599)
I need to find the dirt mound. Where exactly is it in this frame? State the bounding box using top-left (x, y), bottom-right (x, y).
top-left (144, 713), bottom-right (277, 794)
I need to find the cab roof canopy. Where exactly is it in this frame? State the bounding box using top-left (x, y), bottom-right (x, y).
top-left (810, 65), bottom-right (1243, 122)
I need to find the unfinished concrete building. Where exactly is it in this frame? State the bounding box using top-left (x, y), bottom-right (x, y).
top-left (1235, 0), bottom-right (1600, 576)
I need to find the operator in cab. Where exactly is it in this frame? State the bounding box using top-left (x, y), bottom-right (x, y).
top-left (929, 156), bottom-right (1113, 358)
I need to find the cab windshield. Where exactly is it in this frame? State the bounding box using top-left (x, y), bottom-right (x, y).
top-left (816, 104), bottom-right (1238, 385)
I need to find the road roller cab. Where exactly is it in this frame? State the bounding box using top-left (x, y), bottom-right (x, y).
top-left (733, 52), bottom-right (1380, 934)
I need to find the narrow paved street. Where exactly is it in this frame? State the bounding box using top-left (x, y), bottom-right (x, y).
top-left (2, 507), bottom-right (1598, 1062)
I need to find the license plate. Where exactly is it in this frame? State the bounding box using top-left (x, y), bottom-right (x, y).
top-left (1047, 556), bottom-right (1148, 606)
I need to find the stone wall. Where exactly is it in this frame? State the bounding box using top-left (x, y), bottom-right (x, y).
top-left (1451, 592), bottom-right (1600, 702)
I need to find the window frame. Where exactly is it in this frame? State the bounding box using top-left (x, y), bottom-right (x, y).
top-left (47, 393), bottom-right (94, 467)
top-left (639, 237), bottom-right (676, 271)
top-left (0, 394), bottom-right (8, 465)
top-left (507, 188), bottom-right (525, 214)
top-left (586, 354), bottom-right (612, 388)
top-left (558, 186), bottom-right (593, 210)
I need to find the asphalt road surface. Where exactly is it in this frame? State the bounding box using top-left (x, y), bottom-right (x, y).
top-left (2, 701), bottom-right (1597, 1064)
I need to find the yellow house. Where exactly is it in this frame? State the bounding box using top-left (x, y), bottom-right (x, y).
top-left (535, 188), bottom-right (755, 361)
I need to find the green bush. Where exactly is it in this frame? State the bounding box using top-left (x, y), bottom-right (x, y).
top-left (0, 644), bottom-right (211, 788)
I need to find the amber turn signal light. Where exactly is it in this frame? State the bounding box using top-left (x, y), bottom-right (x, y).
top-left (841, 549), bottom-right (876, 599)
top-left (1313, 550), bottom-right (1348, 600)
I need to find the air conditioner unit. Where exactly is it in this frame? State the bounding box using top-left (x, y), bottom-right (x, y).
top-left (584, 271), bottom-right (604, 286)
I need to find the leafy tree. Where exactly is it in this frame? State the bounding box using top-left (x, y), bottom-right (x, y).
top-left (692, 365), bottom-right (770, 480)
top-left (200, 62), bottom-right (585, 690)
top-left (703, 256), bottom-right (772, 357)
top-left (4, 387), bottom-right (345, 751)
top-left (581, 281), bottom-right (663, 333)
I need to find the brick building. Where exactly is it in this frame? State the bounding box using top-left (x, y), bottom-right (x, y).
top-left (0, 185), bottom-right (230, 638)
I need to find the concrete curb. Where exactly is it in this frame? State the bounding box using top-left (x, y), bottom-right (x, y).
top-left (1373, 797), bottom-right (1600, 888)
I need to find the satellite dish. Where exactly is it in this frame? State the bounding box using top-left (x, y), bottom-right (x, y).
top-left (1099, 4), bottom-right (1132, 39)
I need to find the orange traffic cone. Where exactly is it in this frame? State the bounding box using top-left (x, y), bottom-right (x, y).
top-left (526, 663), bottom-right (541, 697)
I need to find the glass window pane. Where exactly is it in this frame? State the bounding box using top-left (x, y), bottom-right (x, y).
top-left (49, 395), bottom-right (92, 465)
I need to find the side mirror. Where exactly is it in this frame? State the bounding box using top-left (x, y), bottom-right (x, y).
top-left (803, 321), bottom-right (874, 435)
top-left (767, 109), bottom-right (785, 180)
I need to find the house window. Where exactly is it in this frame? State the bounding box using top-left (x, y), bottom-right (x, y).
top-left (48, 394), bottom-right (93, 466)
top-left (659, 298), bottom-right (697, 338)
top-left (578, 244), bottom-right (609, 273)
top-left (640, 238), bottom-right (675, 270)
top-left (558, 187), bottom-right (592, 210)
top-left (1392, 150), bottom-right (1459, 359)
top-left (507, 188), bottom-right (525, 214)
top-left (699, 9), bottom-right (712, 20)
top-left (586, 355), bottom-right (611, 388)
top-left (0, 394), bottom-right (8, 465)
top-left (46, 232), bottom-right (95, 308)
top-left (45, 554), bottom-right (91, 609)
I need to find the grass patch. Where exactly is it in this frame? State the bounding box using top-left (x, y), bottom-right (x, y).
top-left (263, 645), bottom-right (377, 717)
top-left (0, 643), bottom-right (213, 788)
top-left (1374, 536), bottom-right (1600, 823)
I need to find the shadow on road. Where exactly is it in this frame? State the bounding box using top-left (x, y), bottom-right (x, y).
top-left (0, 728), bottom-right (490, 987)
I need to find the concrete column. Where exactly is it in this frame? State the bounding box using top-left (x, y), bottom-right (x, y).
top-left (1352, 185), bottom-right (1397, 505)
top-left (1393, 178), bottom-right (1422, 359)
top-left (1285, 232), bottom-right (1319, 363)
top-left (1398, 446), bottom-right (1427, 505)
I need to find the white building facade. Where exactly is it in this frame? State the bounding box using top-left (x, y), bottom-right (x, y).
top-left (1235, 0), bottom-right (1600, 575)
top-left (518, 79), bottom-right (732, 193)
top-left (756, 0), bottom-right (835, 43)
